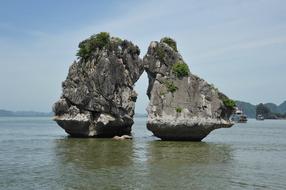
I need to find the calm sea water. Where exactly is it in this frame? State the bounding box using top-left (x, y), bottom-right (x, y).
top-left (0, 117), bottom-right (285, 190)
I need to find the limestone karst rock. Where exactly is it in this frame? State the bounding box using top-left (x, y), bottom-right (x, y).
top-left (53, 32), bottom-right (143, 137)
top-left (53, 33), bottom-right (234, 140)
top-left (143, 37), bottom-right (234, 141)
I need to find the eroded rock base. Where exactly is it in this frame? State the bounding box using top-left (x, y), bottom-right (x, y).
top-left (147, 120), bottom-right (232, 141)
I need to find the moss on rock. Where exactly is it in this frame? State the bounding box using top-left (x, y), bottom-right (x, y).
top-left (172, 61), bottom-right (189, 78)
top-left (176, 107), bottom-right (182, 113)
top-left (164, 80), bottom-right (178, 93)
top-left (161, 37), bottom-right (178, 52)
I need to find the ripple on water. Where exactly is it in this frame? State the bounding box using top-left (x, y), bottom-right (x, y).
top-left (0, 117), bottom-right (286, 189)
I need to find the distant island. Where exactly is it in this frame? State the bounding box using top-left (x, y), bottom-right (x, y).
top-left (236, 100), bottom-right (286, 119)
top-left (0, 109), bottom-right (53, 117)
top-left (0, 109), bottom-right (147, 118)
top-left (2, 100), bottom-right (285, 120)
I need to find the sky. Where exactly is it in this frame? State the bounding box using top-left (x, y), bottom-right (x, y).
top-left (0, 0), bottom-right (285, 113)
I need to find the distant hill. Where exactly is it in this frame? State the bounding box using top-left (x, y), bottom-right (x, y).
top-left (235, 101), bottom-right (286, 118)
top-left (0, 109), bottom-right (147, 117)
top-left (0, 109), bottom-right (14, 116)
top-left (264, 103), bottom-right (280, 113)
top-left (235, 101), bottom-right (256, 118)
top-left (278, 101), bottom-right (286, 113)
top-left (0, 109), bottom-right (53, 117)
top-left (264, 101), bottom-right (286, 114)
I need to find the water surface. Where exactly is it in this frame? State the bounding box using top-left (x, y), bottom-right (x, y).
top-left (0, 117), bottom-right (285, 189)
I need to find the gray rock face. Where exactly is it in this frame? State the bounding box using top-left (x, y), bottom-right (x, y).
top-left (144, 38), bottom-right (234, 141)
top-left (54, 33), bottom-right (234, 140)
top-left (53, 34), bottom-right (143, 137)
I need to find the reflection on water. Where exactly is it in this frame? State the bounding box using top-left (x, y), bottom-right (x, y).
top-left (53, 138), bottom-right (135, 189)
top-left (146, 141), bottom-right (232, 164)
top-left (143, 141), bottom-right (233, 189)
top-left (1, 118), bottom-right (286, 189)
top-left (53, 138), bottom-right (233, 189)
top-left (55, 138), bottom-right (134, 170)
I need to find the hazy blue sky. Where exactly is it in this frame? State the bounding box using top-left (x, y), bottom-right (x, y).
top-left (0, 0), bottom-right (285, 112)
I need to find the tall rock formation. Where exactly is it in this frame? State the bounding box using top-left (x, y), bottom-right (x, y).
top-left (144, 37), bottom-right (234, 141)
top-left (53, 32), bottom-right (143, 137)
top-left (53, 33), bottom-right (234, 140)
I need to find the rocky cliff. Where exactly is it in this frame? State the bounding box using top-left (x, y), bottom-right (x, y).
top-left (53, 32), bottom-right (143, 137)
top-left (53, 33), bottom-right (234, 140)
top-left (144, 38), bottom-right (234, 141)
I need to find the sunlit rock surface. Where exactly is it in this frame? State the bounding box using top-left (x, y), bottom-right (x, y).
top-left (53, 33), bottom-right (143, 137)
top-left (144, 38), bottom-right (234, 141)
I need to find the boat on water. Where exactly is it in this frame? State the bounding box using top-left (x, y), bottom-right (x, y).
top-left (256, 114), bottom-right (264, 120)
top-left (231, 108), bottom-right (248, 123)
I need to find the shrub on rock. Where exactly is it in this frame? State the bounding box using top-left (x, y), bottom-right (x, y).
top-left (77, 32), bottom-right (111, 59)
top-left (161, 37), bottom-right (178, 52)
top-left (172, 61), bottom-right (189, 78)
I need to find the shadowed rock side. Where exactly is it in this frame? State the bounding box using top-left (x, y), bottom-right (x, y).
top-left (53, 33), bottom-right (143, 137)
top-left (144, 38), bottom-right (234, 141)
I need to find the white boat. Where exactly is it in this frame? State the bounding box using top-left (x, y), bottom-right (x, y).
top-left (231, 108), bottom-right (248, 123)
top-left (256, 114), bottom-right (264, 120)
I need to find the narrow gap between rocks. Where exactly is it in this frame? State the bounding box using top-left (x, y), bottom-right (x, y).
top-left (133, 71), bottom-right (151, 137)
